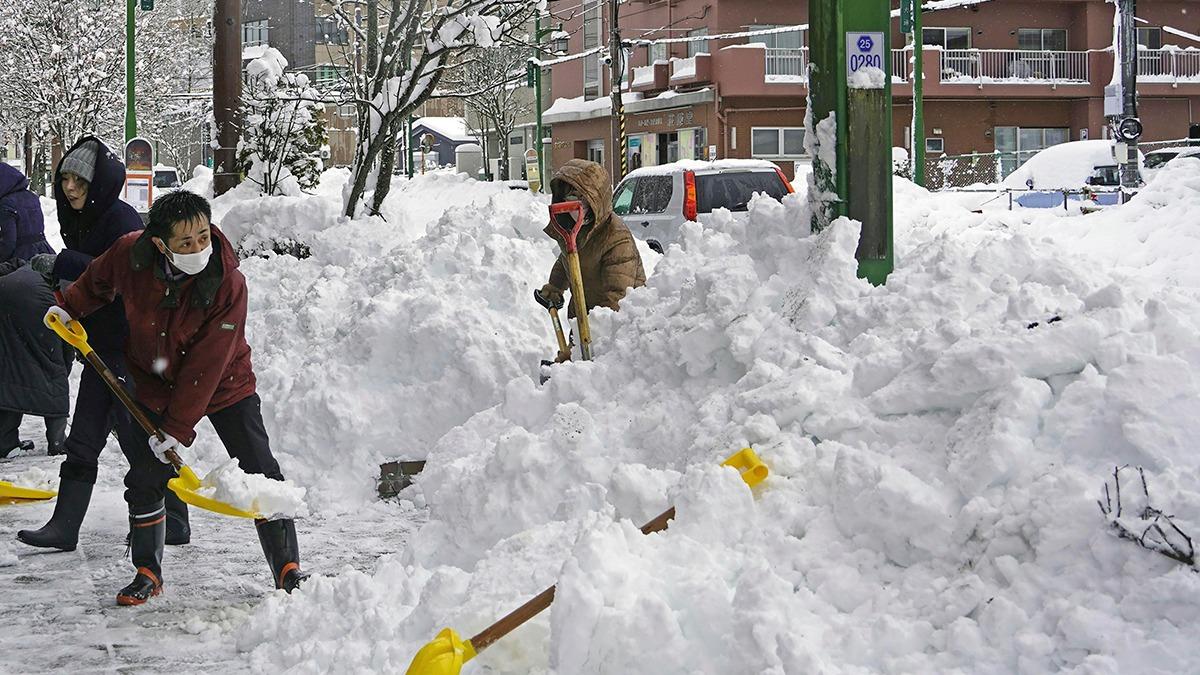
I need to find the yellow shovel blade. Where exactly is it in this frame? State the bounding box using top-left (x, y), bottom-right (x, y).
top-left (0, 478), bottom-right (56, 499)
top-left (405, 628), bottom-right (477, 675)
top-left (167, 464), bottom-right (263, 520)
top-left (722, 448), bottom-right (769, 488)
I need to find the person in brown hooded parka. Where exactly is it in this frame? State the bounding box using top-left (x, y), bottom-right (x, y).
top-left (538, 159), bottom-right (646, 362)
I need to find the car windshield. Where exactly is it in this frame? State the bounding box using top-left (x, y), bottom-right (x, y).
top-left (695, 171), bottom-right (787, 213)
top-left (1089, 166), bottom-right (1120, 186)
top-left (154, 170), bottom-right (179, 188)
top-left (1144, 152), bottom-right (1178, 170)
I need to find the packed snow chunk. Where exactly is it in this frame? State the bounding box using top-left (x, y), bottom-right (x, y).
top-left (0, 540), bottom-right (16, 567)
top-left (196, 459), bottom-right (308, 519)
top-left (0, 466), bottom-right (57, 493)
top-left (848, 65), bottom-right (886, 89)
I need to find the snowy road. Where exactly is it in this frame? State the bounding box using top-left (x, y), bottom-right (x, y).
top-left (0, 419), bottom-right (422, 673)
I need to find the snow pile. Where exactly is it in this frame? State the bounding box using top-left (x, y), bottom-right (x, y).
top-left (197, 458), bottom-right (308, 520)
top-left (848, 65), bottom-right (886, 89)
top-left (1, 465), bottom-right (57, 493)
top-left (230, 160), bottom-right (1200, 673)
top-left (193, 170), bottom-right (560, 510)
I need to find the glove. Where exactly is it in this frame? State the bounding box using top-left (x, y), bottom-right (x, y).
top-left (29, 253), bottom-right (56, 277)
top-left (537, 284), bottom-right (564, 309)
top-left (554, 348), bottom-right (572, 364)
top-left (43, 305), bottom-right (74, 330)
top-left (148, 433), bottom-right (181, 465)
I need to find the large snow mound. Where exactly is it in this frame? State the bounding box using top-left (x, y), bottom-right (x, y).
top-left (230, 165), bottom-right (1200, 672)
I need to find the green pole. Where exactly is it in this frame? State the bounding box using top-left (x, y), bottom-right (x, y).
top-left (810, 0), bottom-right (893, 285)
top-left (125, 0), bottom-right (137, 142)
top-left (534, 16), bottom-right (547, 193)
top-left (912, 1), bottom-right (925, 186)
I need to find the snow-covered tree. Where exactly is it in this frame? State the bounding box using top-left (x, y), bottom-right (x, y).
top-left (0, 0), bottom-right (213, 181)
top-left (238, 48), bottom-right (327, 196)
top-left (459, 46), bottom-right (533, 180)
top-left (0, 1), bottom-right (125, 151)
top-left (329, 0), bottom-right (543, 217)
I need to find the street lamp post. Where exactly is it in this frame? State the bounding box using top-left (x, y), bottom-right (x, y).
top-left (125, 0), bottom-right (137, 141)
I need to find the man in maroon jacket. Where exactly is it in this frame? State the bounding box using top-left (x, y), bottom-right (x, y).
top-left (46, 190), bottom-right (307, 605)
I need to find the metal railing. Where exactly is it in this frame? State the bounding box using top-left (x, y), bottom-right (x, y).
top-left (939, 49), bottom-right (1090, 84)
top-left (766, 47), bottom-right (807, 78)
top-left (764, 47), bottom-right (908, 81)
top-left (1136, 48), bottom-right (1200, 82)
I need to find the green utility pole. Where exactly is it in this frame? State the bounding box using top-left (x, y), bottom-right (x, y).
top-left (911, 0), bottom-right (925, 186)
top-left (809, 0), bottom-right (894, 285)
top-left (533, 15), bottom-right (547, 193)
top-left (125, 0), bottom-right (137, 142)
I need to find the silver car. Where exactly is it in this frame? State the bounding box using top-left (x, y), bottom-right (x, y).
top-left (612, 160), bottom-right (794, 252)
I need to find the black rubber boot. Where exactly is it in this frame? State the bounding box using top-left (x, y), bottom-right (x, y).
top-left (17, 477), bottom-right (93, 551)
top-left (164, 490), bottom-right (191, 545)
top-left (44, 417), bottom-right (68, 456)
top-left (0, 440), bottom-right (34, 459)
top-left (117, 501), bottom-right (165, 606)
top-left (256, 519), bottom-right (309, 593)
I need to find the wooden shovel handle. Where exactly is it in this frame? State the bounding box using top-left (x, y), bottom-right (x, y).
top-left (468, 506), bottom-right (676, 653)
top-left (82, 351), bottom-right (181, 470)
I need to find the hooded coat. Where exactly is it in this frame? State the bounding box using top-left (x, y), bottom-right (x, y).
top-left (52, 135), bottom-right (143, 354)
top-left (543, 159), bottom-right (646, 318)
top-left (0, 265), bottom-right (71, 417)
top-left (0, 163), bottom-right (53, 266)
top-left (61, 224), bottom-right (257, 446)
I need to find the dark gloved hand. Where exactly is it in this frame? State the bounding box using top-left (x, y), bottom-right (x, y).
top-left (536, 284), bottom-right (564, 309)
top-left (30, 253), bottom-right (57, 278)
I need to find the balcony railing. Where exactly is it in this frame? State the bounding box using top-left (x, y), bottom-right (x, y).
top-left (1137, 48), bottom-right (1200, 82)
top-left (766, 47), bottom-right (808, 79)
top-left (939, 49), bottom-right (1089, 84)
top-left (765, 47), bottom-right (909, 81)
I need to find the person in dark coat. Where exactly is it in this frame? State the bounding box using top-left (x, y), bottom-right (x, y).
top-left (48, 190), bottom-right (308, 605)
top-left (0, 163), bottom-right (54, 267)
top-left (0, 164), bottom-right (68, 457)
top-left (17, 136), bottom-right (190, 552)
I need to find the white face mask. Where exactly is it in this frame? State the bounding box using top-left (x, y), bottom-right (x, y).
top-left (167, 242), bottom-right (213, 276)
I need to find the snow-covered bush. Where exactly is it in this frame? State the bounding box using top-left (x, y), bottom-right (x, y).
top-left (238, 48), bottom-right (327, 196)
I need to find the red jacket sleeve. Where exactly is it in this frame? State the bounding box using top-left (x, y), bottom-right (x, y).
top-left (158, 278), bottom-right (249, 446)
top-left (59, 236), bottom-right (128, 319)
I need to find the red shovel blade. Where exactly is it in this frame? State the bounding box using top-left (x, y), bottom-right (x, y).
top-left (548, 201), bottom-right (586, 253)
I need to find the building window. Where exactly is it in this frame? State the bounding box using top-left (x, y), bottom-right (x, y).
top-left (687, 28), bottom-right (709, 58)
top-left (1137, 27), bottom-right (1163, 49)
top-left (242, 19), bottom-right (268, 47)
top-left (337, 104), bottom-right (356, 118)
top-left (583, 0), bottom-right (602, 99)
top-left (316, 16), bottom-right (349, 45)
top-left (751, 127), bottom-right (806, 158)
top-left (648, 42), bottom-right (668, 64)
top-left (994, 126), bottom-right (1069, 176)
top-left (587, 139), bottom-right (604, 165)
top-left (922, 27), bottom-right (971, 49)
top-left (509, 135), bottom-right (524, 146)
top-left (748, 25), bottom-right (804, 49)
top-left (1017, 28), bottom-right (1067, 51)
top-left (315, 65), bottom-right (349, 88)
top-left (925, 137), bottom-right (945, 154)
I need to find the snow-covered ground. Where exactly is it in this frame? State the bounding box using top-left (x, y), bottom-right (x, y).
top-left (4, 162), bottom-right (1200, 672)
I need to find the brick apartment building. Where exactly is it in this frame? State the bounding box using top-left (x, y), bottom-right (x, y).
top-left (544, 0), bottom-right (1200, 182)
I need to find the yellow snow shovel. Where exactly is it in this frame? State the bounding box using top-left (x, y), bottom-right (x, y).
top-left (534, 288), bottom-right (570, 358)
top-left (404, 447), bottom-right (769, 675)
top-left (0, 481), bottom-right (57, 505)
top-left (548, 201), bottom-right (592, 361)
top-left (46, 311), bottom-right (262, 519)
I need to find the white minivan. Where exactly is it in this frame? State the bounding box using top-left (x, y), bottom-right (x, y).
top-left (612, 159), bottom-right (794, 252)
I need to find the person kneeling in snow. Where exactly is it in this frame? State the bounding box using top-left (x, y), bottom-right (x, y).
top-left (46, 190), bottom-right (309, 605)
top-left (537, 159), bottom-right (645, 362)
